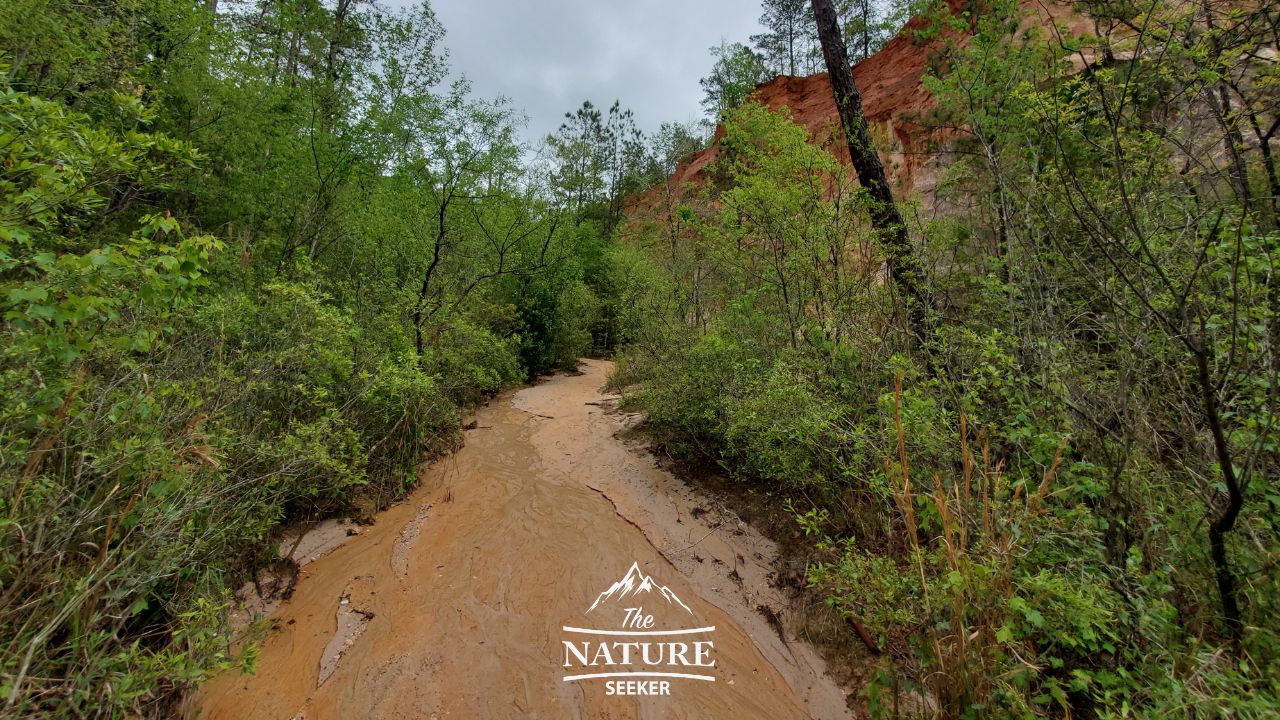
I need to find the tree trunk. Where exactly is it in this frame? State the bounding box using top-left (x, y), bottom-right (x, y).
top-left (414, 194), bottom-right (450, 358)
top-left (1193, 339), bottom-right (1244, 638)
top-left (809, 0), bottom-right (932, 345)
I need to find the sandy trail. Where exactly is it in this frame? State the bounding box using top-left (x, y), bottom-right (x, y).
top-left (192, 359), bottom-right (851, 719)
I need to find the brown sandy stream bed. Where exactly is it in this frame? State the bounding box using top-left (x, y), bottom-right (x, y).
top-left (190, 359), bottom-right (852, 719)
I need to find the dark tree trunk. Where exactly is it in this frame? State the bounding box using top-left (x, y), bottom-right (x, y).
top-left (809, 0), bottom-right (932, 345)
top-left (1193, 339), bottom-right (1244, 638)
top-left (414, 195), bottom-right (450, 358)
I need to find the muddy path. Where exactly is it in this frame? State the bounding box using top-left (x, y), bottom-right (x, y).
top-left (192, 359), bottom-right (852, 719)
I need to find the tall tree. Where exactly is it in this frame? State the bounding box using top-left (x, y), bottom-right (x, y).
top-left (546, 100), bottom-right (645, 235)
top-left (752, 0), bottom-right (815, 76)
top-left (699, 41), bottom-right (771, 123)
top-left (810, 0), bottom-right (931, 344)
top-left (601, 101), bottom-right (647, 235)
top-left (840, 0), bottom-right (876, 61)
top-left (837, 0), bottom-right (913, 62)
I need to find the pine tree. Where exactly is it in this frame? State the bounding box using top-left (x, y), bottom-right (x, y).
top-left (809, 0), bottom-right (933, 344)
top-left (751, 0), bottom-right (814, 76)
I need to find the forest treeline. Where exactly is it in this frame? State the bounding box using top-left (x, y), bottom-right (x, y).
top-left (1, 0), bottom-right (1277, 717)
top-left (616, 0), bottom-right (1280, 716)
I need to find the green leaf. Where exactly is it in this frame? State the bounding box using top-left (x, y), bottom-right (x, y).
top-left (7, 285), bottom-right (47, 303)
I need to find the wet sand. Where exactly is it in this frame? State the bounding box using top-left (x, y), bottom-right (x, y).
top-left (191, 359), bottom-right (852, 719)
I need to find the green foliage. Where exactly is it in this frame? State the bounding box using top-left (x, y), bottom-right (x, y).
top-left (616, 9), bottom-right (1280, 715)
top-left (513, 274), bottom-right (594, 374)
top-left (0, 0), bottom-right (605, 715)
top-left (699, 41), bottom-right (772, 123)
top-left (805, 539), bottom-right (922, 640)
top-left (747, 0), bottom-right (919, 77)
top-left (353, 358), bottom-right (458, 490)
top-left (723, 364), bottom-right (850, 492)
top-left (546, 99), bottom-right (648, 234)
top-left (4, 0), bottom-right (1277, 716)
top-left (424, 318), bottom-right (522, 406)
top-left (0, 83), bottom-right (215, 366)
top-left (627, 328), bottom-right (770, 460)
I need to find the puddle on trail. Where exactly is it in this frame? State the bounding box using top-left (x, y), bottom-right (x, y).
top-left (191, 359), bottom-right (852, 719)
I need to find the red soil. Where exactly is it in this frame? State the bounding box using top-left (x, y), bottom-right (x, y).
top-left (624, 0), bottom-right (1086, 222)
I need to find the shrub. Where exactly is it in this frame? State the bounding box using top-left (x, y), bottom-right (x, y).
top-left (351, 358), bottom-right (459, 497)
top-left (722, 363), bottom-right (851, 493)
top-left (423, 318), bottom-right (522, 405)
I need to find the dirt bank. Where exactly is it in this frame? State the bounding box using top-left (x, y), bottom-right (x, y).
top-left (190, 359), bottom-right (852, 719)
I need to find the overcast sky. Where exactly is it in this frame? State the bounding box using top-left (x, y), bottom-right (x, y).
top-left (422, 0), bottom-right (767, 146)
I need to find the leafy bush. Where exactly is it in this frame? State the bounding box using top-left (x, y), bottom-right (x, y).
top-left (722, 363), bottom-right (851, 493)
top-left (352, 358), bottom-right (459, 495)
top-left (628, 331), bottom-right (761, 459)
top-left (424, 318), bottom-right (522, 405)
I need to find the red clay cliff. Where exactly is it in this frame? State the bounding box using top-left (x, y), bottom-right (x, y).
top-left (624, 0), bottom-right (1086, 224)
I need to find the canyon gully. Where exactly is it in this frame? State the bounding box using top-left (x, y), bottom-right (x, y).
top-left (191, 360), bottom-right (851, 719)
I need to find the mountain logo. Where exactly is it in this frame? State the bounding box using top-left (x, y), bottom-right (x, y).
top-left (588, 561), bottom-right (693, 615)
top-left (560, 560), bottom-right (718, 696)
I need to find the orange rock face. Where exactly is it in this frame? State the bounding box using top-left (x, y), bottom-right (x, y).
top-left (624, 0), bottom-right (1085, 225)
